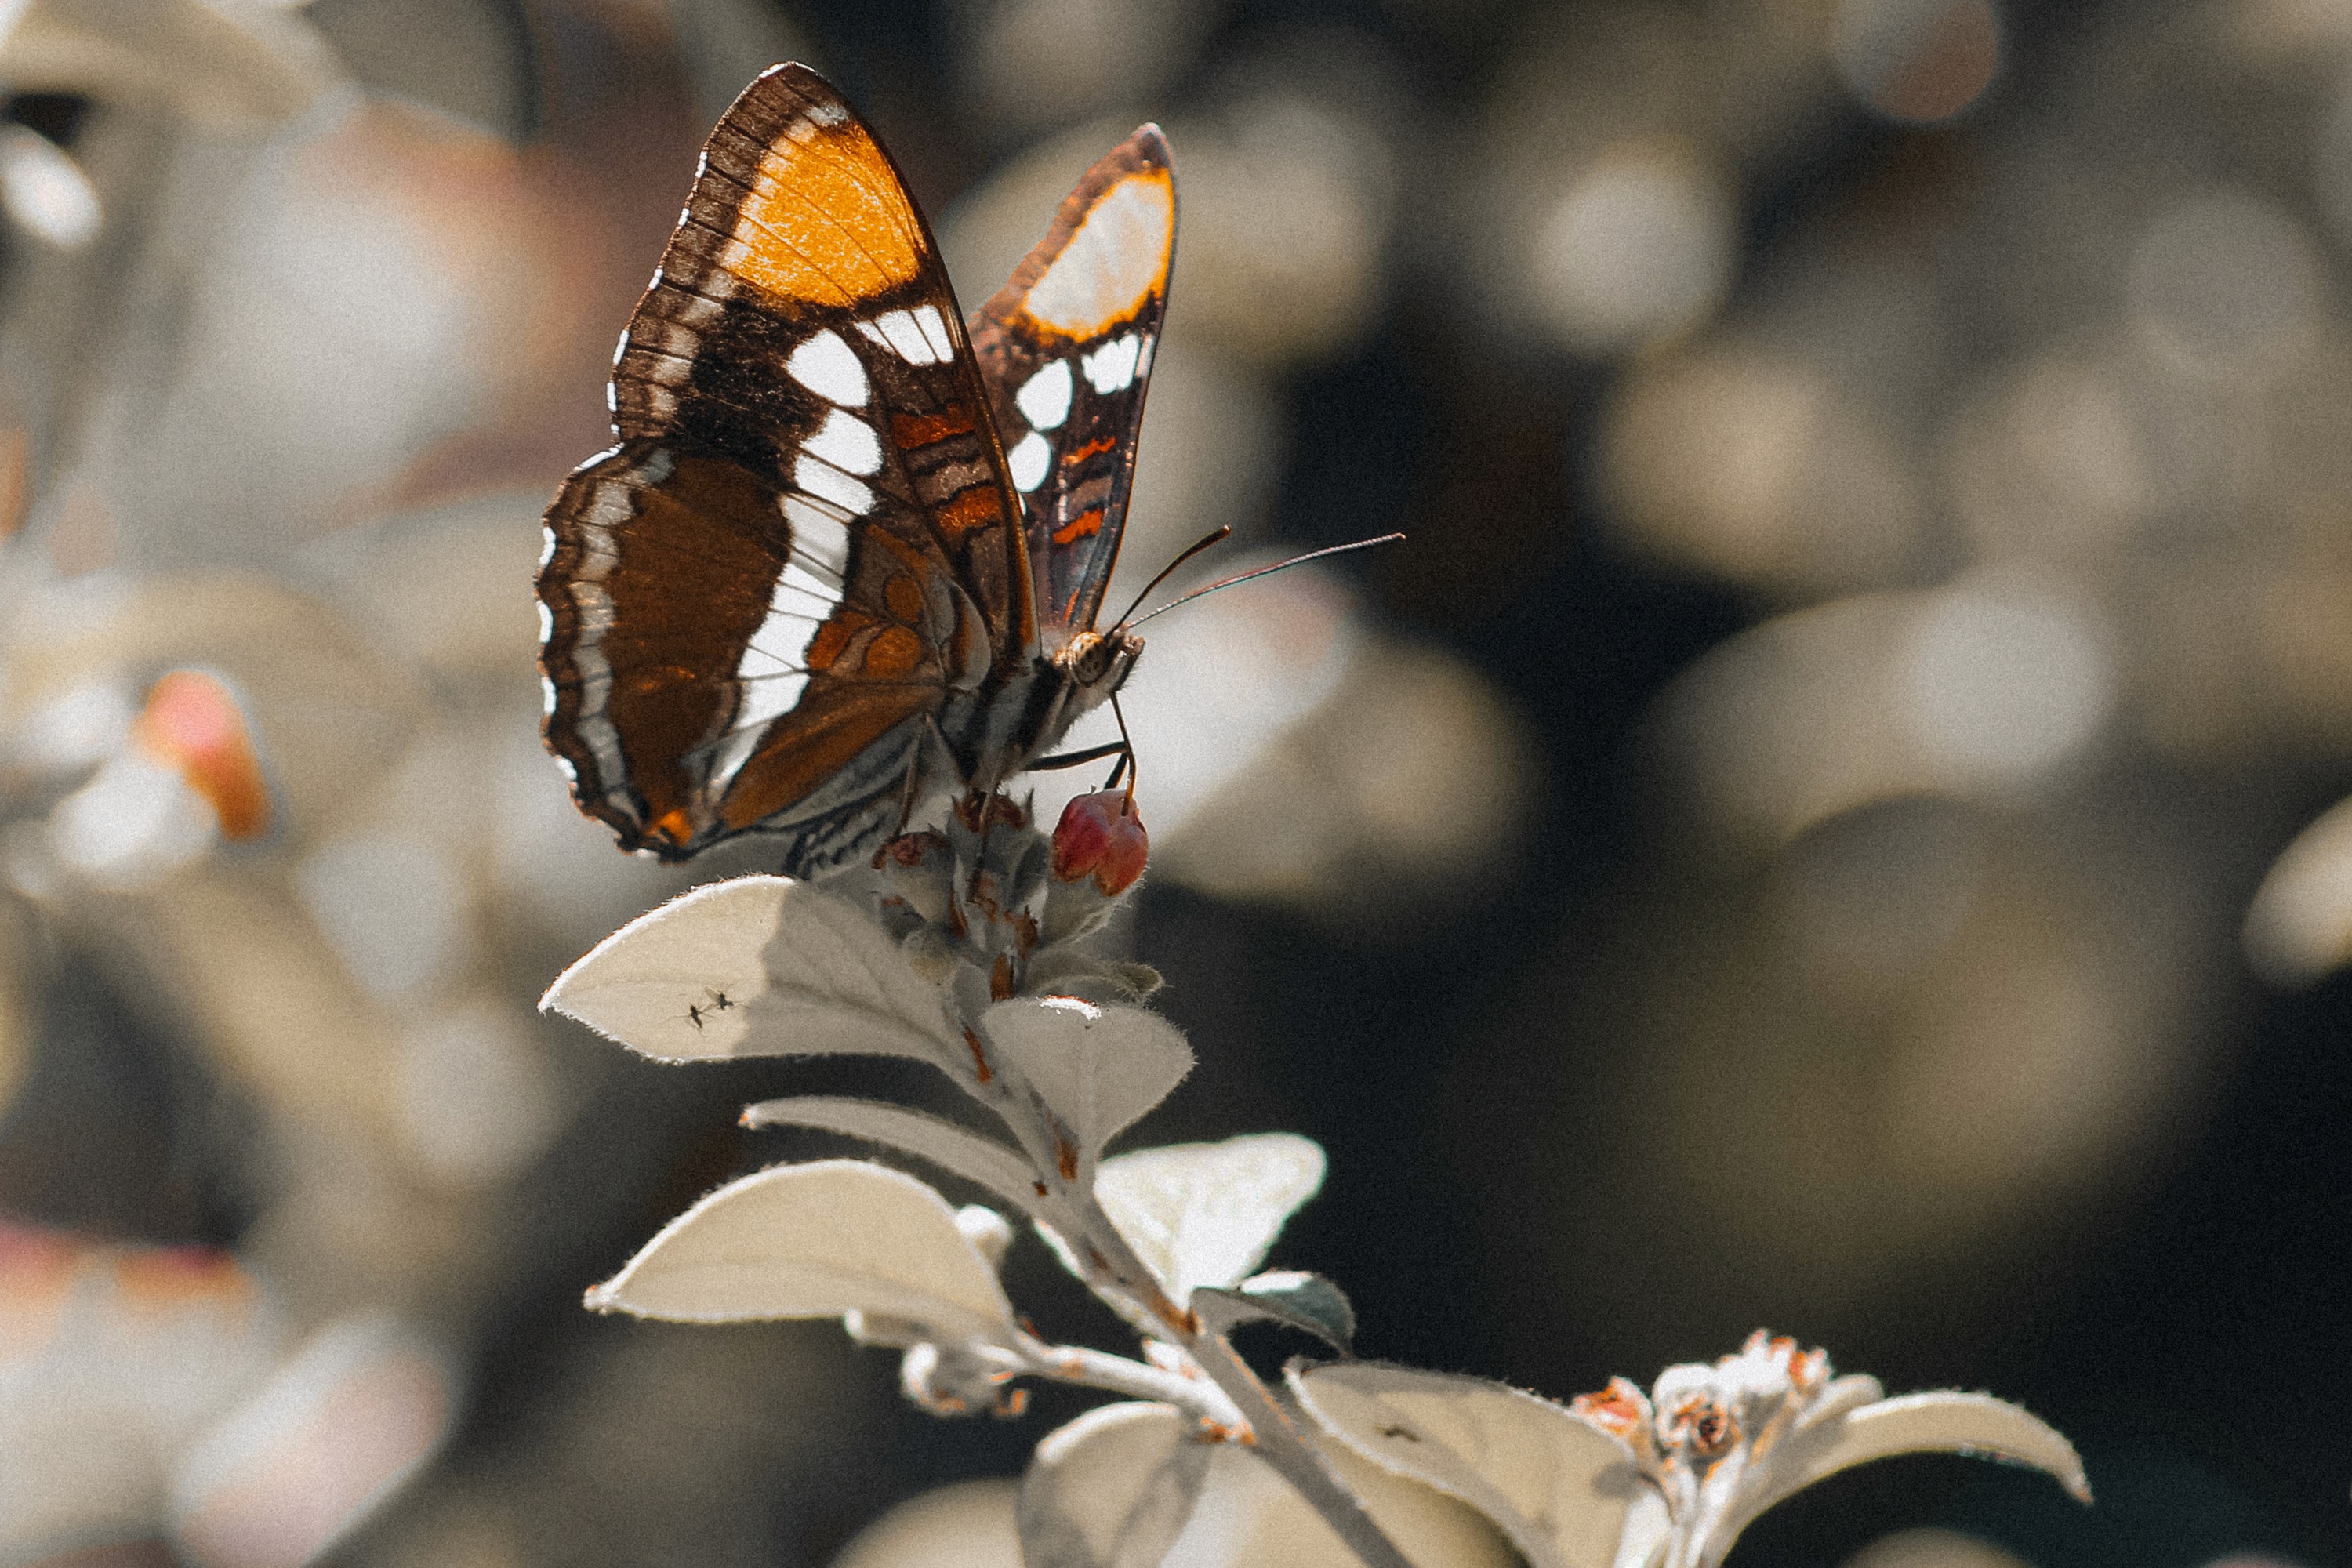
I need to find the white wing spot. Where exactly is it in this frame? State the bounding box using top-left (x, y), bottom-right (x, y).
top-left (539, 673), bottom-right (558, 718)
top-left (539, 524), bottom-right (557, 568)
top-left (804, 408), bottom-right (883, 477)
top-left (1081, 333), bottom-right (1142, 394)
top-left (911, 304), bottom-right (956, 361)
top-left (1015, 359), bottom-right (1074, 430)
top-left (1023, 172), bottom-right (1173, 336)
top-left (870, 309), bottom-right (946, 365)
top-left (730, 554), bottom-right (833, 739)
top-left (1009, 431), bottom-right (1052, 492)
top-left (787, 329), bottom-right (869, 406)
top-left (708, 724), bottom-right (766, 789)
top-left (795, 454), bottom-right (873, 516)
top-left (535, 600), bottom-right (554, 644)
top-left (782, 495), bottom-right (851, 577)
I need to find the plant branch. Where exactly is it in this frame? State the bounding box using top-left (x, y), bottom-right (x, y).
top-left (996, 1334), bottom-right (1243, 1425)
top-left (1182, 1330), bottom-right (1419, 1568)
top-left (1047, 1190), bottom-right (1419, 1568)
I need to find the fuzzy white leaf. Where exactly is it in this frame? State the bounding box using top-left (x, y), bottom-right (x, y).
top-left (1606, 1489), bottom-right (1670, 1568)
top-left (1292, 1362), bottom-right (1640, 1568)
top-left (585, 1160), bottom-right (1015, 1341)
top-left (169, 1319), bottom-right (450, 1566)
top-left (1095, 1133), bottom-right (1326, 1301)
top-left (740, 1095), bottom-right (1044, 1214)
top-left (1018, 1399), bottom-right (1516, 1568)
top-left (542, 876), bottom-right (958, 1068)
top-left (1019, 1402), bottom-right (1213, 1568)
top-left (981, 996), bottom-right (1192, 1163)
top-left (1777, 1389), bottom-right (2090, 1508)
top-left (1162, 1433), bottom-right (1522, 1568)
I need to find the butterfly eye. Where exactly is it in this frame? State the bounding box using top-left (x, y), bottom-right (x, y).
top-left (1073, 637), bottom-right (1112, 686)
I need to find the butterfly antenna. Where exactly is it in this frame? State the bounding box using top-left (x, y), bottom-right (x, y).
top-left (1127, 533), bottom-right (1405, 630)
top-left (1113, 526), bottom-right (1232, 629)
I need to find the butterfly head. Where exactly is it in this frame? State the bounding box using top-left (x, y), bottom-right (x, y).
top-left (1054, 624), bottom-right (1144, 702)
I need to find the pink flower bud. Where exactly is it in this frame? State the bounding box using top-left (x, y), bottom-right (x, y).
top-left (1051, 791), bottom-right (1149, 895)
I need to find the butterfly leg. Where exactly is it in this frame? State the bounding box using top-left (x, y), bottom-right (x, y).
top-left (1107, 693), bottom-right (1138, 805)
top-left (1029, 740), bottom-right (1127, 771)
top-left (1025, 709), bottom-right (1140, 793)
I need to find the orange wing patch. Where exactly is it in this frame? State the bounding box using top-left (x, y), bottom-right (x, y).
top-left (1019, 169), bottom-right (1175, 339)
top-left (719, 108), bottom-right (925, 307)
top-left (1051, 509), bottom-right (1104, 546)
top-left (935, 486), bottom-right (1004, 539)
top-left (892, 408), bottom-right (977, 448)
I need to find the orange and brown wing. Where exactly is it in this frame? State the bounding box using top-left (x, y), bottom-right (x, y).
top-left (971, 126), bottom-right (1174, 637)
top-left (537, 65), bottom-right (1020, 867)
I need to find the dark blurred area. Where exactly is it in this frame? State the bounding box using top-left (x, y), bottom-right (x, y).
top-left (2, 0), bottom-right (2350, 1565)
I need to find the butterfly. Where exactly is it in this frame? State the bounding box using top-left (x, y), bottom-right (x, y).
top-left (536, 63), bottom-right (1173, 872)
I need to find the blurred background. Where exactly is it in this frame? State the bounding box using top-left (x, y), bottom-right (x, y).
top-left (2, 0), bottom-right (2351, 1564)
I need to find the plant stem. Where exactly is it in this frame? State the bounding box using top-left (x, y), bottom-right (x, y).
top-left (1003, 1335), bottom-right (1242, 1425)
top-left (1049, 1190), bottom-right (1418, 1568)
top-left (1184, 1331), bottom-right (1419, 1568)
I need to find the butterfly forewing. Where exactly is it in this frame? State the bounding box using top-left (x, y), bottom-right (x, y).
top-left (970, 127), bottom-right (1175, 638)
top-left (538, 64), bottom-right (1030, 867)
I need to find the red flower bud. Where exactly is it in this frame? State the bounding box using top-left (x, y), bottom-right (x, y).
top-left (1051, 790), bottom-right (1149, 895)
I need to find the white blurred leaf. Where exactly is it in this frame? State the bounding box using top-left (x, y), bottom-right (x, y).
top-left (1094, 1133), bottom-right (1324, 1300)
top-left (2245, 792), bottom-right (2352, 984)
top-left (0, 126), bottom-right (99, 249)
top-left (833, 1477), bottom-right (1025, 1568)
top-left (585, 1160), bottom-right (1016, 1341)
top-left (169, 1318), bottom-right (450, 1568)
top-left (1019, 1402), bottom-right (1213, 1568)
top-left (1768, 1390), bottom-right (2090, 1515)
top-left (1291, 1362), bottom-right (1639, 1568)
top-left (543, 877), bottom-right (960, 1069)
top-left (740, 1095), bottom-right (1044, 1214)
top-left (981, 996), bottom-right (1192, 1165)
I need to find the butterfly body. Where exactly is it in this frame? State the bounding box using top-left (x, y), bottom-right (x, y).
top-left (536, 65), bottom-right (1171, 870)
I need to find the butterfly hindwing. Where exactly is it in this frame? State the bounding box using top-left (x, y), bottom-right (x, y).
top-left (539, 64), bottom-right (1027, 866)
top-left (971, 126), bottom-right (1175, 637)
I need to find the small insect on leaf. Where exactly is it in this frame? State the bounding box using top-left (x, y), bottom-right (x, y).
top-left (543, 877), bottom-right (962, 1069)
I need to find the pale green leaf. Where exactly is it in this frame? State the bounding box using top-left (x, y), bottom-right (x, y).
top-left (1783, 1389), bottom-right (2089, 1504)
top-left (1292, 1362), bottom-right (1642, 1568)
top-left (585, 1160), bottom-right (1015, 1341)
top-left (1019, 1402), bottom-right (1213, 1568)
top-left (740, 1095), bottom-right (1043, 1214)
top-left (1095, 1133), bottom-right (1323, 1300)
top-left (1192, 1271), bottom-right (1355, 1354)
top-left (981, 996), bottom-right (1192, 1163)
